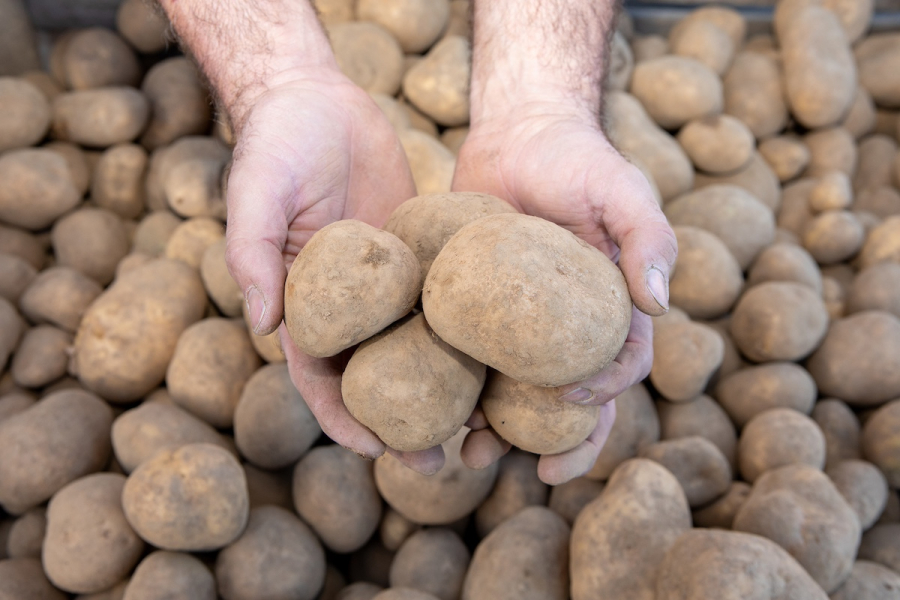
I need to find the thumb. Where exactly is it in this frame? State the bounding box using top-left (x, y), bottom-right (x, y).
top-left (224, 156), bottom-right (291, 336)
top-left (597, 164), bottom-right (678, 317)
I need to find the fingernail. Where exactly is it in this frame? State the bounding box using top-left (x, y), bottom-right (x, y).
top-left (559, 387), bottom-right (594, 404)
top-left (246, 286), bottom-right (266, 334)
top-left (647, 265), bottom-right (669, 312)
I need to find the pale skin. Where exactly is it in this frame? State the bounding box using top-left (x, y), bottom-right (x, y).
top-left (160, 0), bottom-right (677, 485)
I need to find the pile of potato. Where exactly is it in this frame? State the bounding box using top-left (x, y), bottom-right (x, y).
top-left (0, 0), bottom-right (899, 597)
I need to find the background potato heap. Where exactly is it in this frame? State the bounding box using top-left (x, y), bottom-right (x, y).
top-left (1, 0), bottom-right (900, 598)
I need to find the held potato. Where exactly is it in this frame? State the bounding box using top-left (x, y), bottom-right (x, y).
top-left (343, 313), bottom-right (485, 452)
top-left (284, 220), bottom-right (420, 358)
top-left (423, 213), bottom-right (631, 388)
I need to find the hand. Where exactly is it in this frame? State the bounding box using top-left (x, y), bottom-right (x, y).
top-left (224, 71), bottom-right (445, 475)
top-left (451, 108), bottom-right (677, 485)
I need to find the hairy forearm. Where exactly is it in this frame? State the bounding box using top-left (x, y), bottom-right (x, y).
top-left (470, 0), bottom-right (621, 125)
top-left (158, 0), bottom-right (337, 132)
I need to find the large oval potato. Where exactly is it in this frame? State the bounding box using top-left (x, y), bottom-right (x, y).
top-left (423, 213), bottom-right (631, 388)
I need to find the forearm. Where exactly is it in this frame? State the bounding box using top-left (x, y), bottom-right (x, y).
top-left (158, 0), bottom-right (338, 132)
top-left (470, 0), bottom-right (621, 125)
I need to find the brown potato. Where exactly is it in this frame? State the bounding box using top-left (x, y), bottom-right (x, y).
top-left (571, 459), bottom-right (691, 600)
top-left (132, 210), bottom-right (181, 257)
top-left (858, 215), bottom-right (900, 269)
top-left (164, 216), bottom-right (225, 268)
top-left (200, 239), bottom-right (242, 317)
top-left (344, 313), bottom-right (484, 452)
top-left (389, 528), bottom-right (469, 600)
top-left (861, 399), bottom-right (900, 488)
top-left (60, 28), bottom-right (141, 90)
top-left (630, 56), bottom-right (723, 130)
top-left (140, 57), bottom-right (211, 150)
top-left (639, 436), bottom-right (731, 508)
top-left (18, 266), bottom-right (102, 332)
top-left (855, 186), bottom-right (900, 219)
top-left (846, 262), bottom-right (900, 318)
top-left (0, 558), bottom-right (67, 600)
top-left (0, 389), bottom-right (112, 515)
top-left (738, 408), bottom-right (826, 483)
top-left (691, 481), bottom-right (751, 529)
top-left (45, 140), bottom-right (91, 195)
top-left (669, 226), bottom-right (743, 320)
top-left (812, 399), bottom-right (862, 469)
top-left (759, 135), bottom-right (811, 183)
top-left (285, 220), bottom-right (420, 358)
top-left (380, 508), bottom-right (419, 552)
top-left (292, 445), bottom-right (382, 553)
top-left (858, 523), bottom-right (900, 573)
top-left (0, 297), bottom-right (24, 371)
top-left (830, 560), bottom-right (900, 600)
top-left (547, 477), bottom-right (604, 526)
top-left (399, 128), bottom-right (455, 195)
top-left (808, 172), bottom-right (852, 213)
top-left (656, 394), bottom-right (737, 470)
top-left (215, 506), bottom-right (325, 600)
top-left (803, 126), bottom-right (857, 178)
top-left (463, 507), bottom-right (569, 600)
top-left (330, 22), bottom-right (404, 95)
top-left (6, 507), bottom-right (45, 559)
top-left (586, 383), bottom-right (659, 480)
top-left (71, 258), bottom-right (207, 403)
top-left (51, 87), bottom-right (150, 147)
top-left (357, 0), bottom-right (449, 54)
top-left (0, 224), bottom-right (45, 270)
top-left (650, 321), bottom-right (723, 403)
top-left (0, 253), bottom-right (36, 304)
top-left (474, 451), bottom-right (547, 538)
top-left (122, 443), bottom-right (249, 551)
top-left (855, 33), bottom-right (900, 109)
top-left (0, 77), bottom-right (50, 152)
top-left (116, 0), bottom-right (170, 54)
top-left (0, 148), bottom-right (81, 230)
top-left (145, 136), bottom-right (229, 212)
top-left (11, 325), bottom-right (71, 389)
top-left (124, 551), bottom-right (216, 600)
top-left (91, 143), bottom-right (148, 219)
top-left (43, 473), bottom-right (144, 594)
top-left (694, 152), bottom-right (782, 212)
top-left (423, 213), bottom-right (631, 387)
top-left (676, 114), bottom-right (753, 174)
top-left (827, 459), bottom-right (889, 530)
top-left (242, 463), bottom-right (293, 512)
top-left (723, 51), bottom-right (788, 139)
top-left (841, 86), bottom-right (877, 139)
top-left (714, 362), bottom-right (817, 428)
top-left (802, 210), bottom-right (864, 265)
top-left (669, 19), bottom-right (733, 76)
top-left (668, 5), bottom-right (746, 49)
top-left (402, 36), bottom-right (469, 127)
top-left (51, 207), bottom-right (130, 285)
top-left (747, 242), bottom-right (822, 293)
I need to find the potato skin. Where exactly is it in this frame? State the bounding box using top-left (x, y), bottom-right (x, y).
top-left (0, 148), bottom-right (81, 231)
top-left (343, 313), bottom-right (485, 452)
top-left (124, 551), bottom-right (216, 600)
top-left (669, 226), bottom-right (743, 320)
top-left (284, 220), bottom-right (421, 358)
top-left (51, 87), bottom-right (150, 147)
top-left (0, 77), bottom-right (50, 152)
top-left (423, 213), bottom-right (631, 387)
top-left (630, 55), bottom-right (723, 130)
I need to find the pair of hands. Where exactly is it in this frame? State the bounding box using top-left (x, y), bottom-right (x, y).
top-left (224, 70), bottom-right (676, 485)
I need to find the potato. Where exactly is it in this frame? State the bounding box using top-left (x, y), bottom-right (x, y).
top-left (806, 310), bottom-right (900, 406)
top-left (6, 507), bottom-right (45, 559)
top-left (166, 317), bottom-right (260, 428)
top-left (800, 210), bottom-right (864, 266)
top-left (0, 148), bottom-right (81, 230)
top-left (339, 583), bottom-right (385, 600)
top-left (164, 216), bottom-right (225, 268)
top-left (284, 220), bottom-right (420, 358)
top-left (140, 57), bottom-right (211, 150)
top-left (71, 258), bottom-right (207, 403)
top-left (43, 473), bottom-right (143, 594)
top-left (402, 36), bottom-right (469, 127)
top-left (676, 115), bottom-right (752, 175)
top-left (18, 266), bottom-right (102, 332)
top-left (855, 136), bottom-right (896, 193)
top-left (242, 301), bottom-right (285, 363)
top-left (855, 33), bottom-right (900, 109)
top-left (357, 0), bottom-right (449, 54)
top-left (738, 408), bottom-right (826, 483)
top-left (629, 55), bottom-right (722, 130)
top-left (858, 215), bottom-right (900, 269)
top-left (812, 399), bottom-right (862, 469)
top-left (111, 401), bottom-right (233, 473)
top-left (371, 93), bottom-right (412, 133)
top-left (463, 507), bottom-right (568, 600)
top-left (858, 523), bottom-right (900, 573)
top-left (639, 436), bottom-right (731, 508)
top-left (655, 529), bottom-right (828, 600)
top-left (45, 140), bottom-right (91, 195)
top-left (215, 506), bottom-right (325, 600)
top-left (729, 281), bottom-right (829, 362)
top-left (604, 91), bottom-right (694, 202)
top-left (60, 28), bottom-right (140, 90)
top-left (571, 459), bottom-right (691, 600)
top-left (669, 226), bottom-right (743, 320)
top-left (586, 383), bottom-right (659, 480)
top-left (400, 99), bottom-right (439, 137)
top-left (146, 136), bottom-right (229, 213)
top-left (855, 187), bottom-right (900, 219)
top-left (0, 77), bottom-right (50, 152)
top-left (775, 2), bottom-right (856, 129)
top-left (631, 35), bottom-right (668, 63)
top-left (846, 262), bottom-right (900, 318)
top-left (132, 210), bottom-right (181, 257)
top-left (714, 362), bottom-right (816, 428)
top-left (344, 313), bottom-right (484, 452)
top-left (747, 242), bottom-right (822, 294)
top-left (828, 459), bottom-right (889, 530)
top-left (0, 392), bottom-right (30, 425)
top-left (694, 151), bottom-right (782, 212)
top-left (51, 207), bottom-right (129, 285)
top-left (0, 224), bottom-right (45, 271)
top-left (650, 321), bottom-right (723, 403)
top-left (759, 136), bottom-right (811, 183)
top-left (380, 508), bottom-right (419, 552)
top-left (374, 429), bottom-right (498, 525)
top-left (313, 0), bottom-right (356, 25)
top-left (830, 560), bottom-right (900, 600)
top-left (199, 238), bottom-right (241, 317)
top-left (691, 481), bottom-right (751, 529)
top-left (124, 551), bottom-right (215, 600)
top-left (373, 590), bottom-right (439, 600)
top-left (424, 213), bottom-right (631, 387)
top-left (91, 143), bottom-right (148, 219)
top-left (52, 87), bottom-right (150, 147)
top-left (734, 464), bottom-right (861, 593)
top-left (116, 0), bottom-right (169, 54)
top-left (841, 86), bottom-right (877, 139)
top-left (669, 19), bottom-right (733, 76)
top-left (292, 445), bottom-right (381, 553)
top-left (723, 51), bottom-right (788, 140)
top-left (656, 394), bottom-right (737, 469)
top-left (808, 171), bottom-right (852, 213)
top-left (606, 31), bottom-right (634, 91)
top-left (0, 558), bottom-right (67, 600)
top-left (547, 477), bottom-right (604, 526)
top-left (0, 252), bottom-right (36, 304)
top-left (11, 326), bottom-right (71, 389)
top-left (399, 128), bottom-right (455, 195)
top-left (803, 126), bottom-right (857, 178)
top-left (0, 389), bottom-right (112, 515)
top-left (0, 299), bottom-right (24, 373)
top-left (861, 399), bottom-right (900, 488)
top-left (389, 528), bottom-right (468, 600)
top-left (20, 69), bottom-right (62, 102)
top-left (122, 443), bottom-right (248, 551)
top-left (664, 184), bottom-right (774, 269)
top-left (330, 22), bottom-right (404, 95)
top-left (474, 451), bottom-right (547, 537)
top-left (668, 5), bottom-right (746, 49)
top-left (383, 192), bottom-right (516, 289)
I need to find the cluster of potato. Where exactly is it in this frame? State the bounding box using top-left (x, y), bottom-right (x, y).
top-left (1, 0), bottom-right (900, 598)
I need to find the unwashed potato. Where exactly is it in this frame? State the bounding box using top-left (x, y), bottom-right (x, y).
top-left (861, 399), bottom-right (900, 488)
top-left (462, 507), bottom-right (569, 600)
top-left (146, 136), bottom-right (230, 213)
top-left (402, 36), bottom-right (469, 127)
top-left (802, 210), bottom-right (864, 265)
top-left (0, 558), bottom-right (67, 600)
top-left (571, 459), bottom-right (691, 600)
top-left (11, 325), bottom-right (72, 389)
top-left (51, 87), bottom-right (150, 147)
top-left (714, 362), bottom-right (817, 428)
top-left (0, 298), bottom-right (25, 371)
top-left (758, 135), bottom-right (811, 183)
top-left (830, 560), bottom-right (900, 600)
top-left (43, 473), bottom-right (144, 594)
top-left (586, 383), bottom-right (659, 480)
top-left (344, 313), bottom-right (485, 452)
top-left (474, 451), bottom-right (547, 537)
top-left (390, 528), bottom-right (468, 600)
top-left (399, 128), bottom-right (455, 194)
top-left (60, 28), bottom-right (141, 90)
top-left (841, 87), bottom-right (877, 139)
top-left (330, 22), bottom-right (404, 95)
top-left (124, 551), bottom-right (216, 600)
top-left (122, 443), bottom-right (249, 551)
top-left (738, 408), bottom-right (826, 483)
top-left (200, 238), bottom-right (242, 317)
top-left (668, 226), bottom-right (743, 320)
top-left (650, 321), bottom-right (723, 403)
top-left (0, 148), bottom-right (82, 230)
top-left (132, 211), bottom-right (182, 257)
top-left (0, 389), bottom-right (112, 515)
top-left (0, 253), bottom-right (36, 304)
top-left (51, 207), bottom-right (129, 285)
top-left (71, 258), bottom-right (207, 403)
top-left (691, 481), bottom-right (751, 530)
top-left (140, 57), bottom-right (211, 150)
top-left (629, 55), bottom-right (723, 130)
top-left (723, 50), bottom-right (788, 140)
top-left (547, 477), bottom-right (604, 526)
top-left (747, 242), bottom-right (823, 293)
top-left (808, 172), bottom-right (852, 213)
top-left (827, 459), bottom-right (889, 531)
top-left (0, 77), bottom-right (50, 152)
top-left (639, 436), bottom-right (731, 508)
top-left (116, 0), bottom-right (169, 54)
top-left (0, 224), bottom-right (45, 270)
top-left (812, 399), bottom-right (861, 469)
top-left (91, 143), bottom-right (148, 219)
top-left (656, 394), bottom-right (737, 470)
top-left (855, 33), bottom-right (900, 109)
top-left (423, 213), bottom-right (631, 387)
top-left (676, 114), bottom-right (753, 174)
top-left (668, 5), bottom-right (747, 49)
top-left (693, 152), bottom-right (782, 212)
top-left (18, 266), bottom-right (102, 332)
top-left (669, 19), bottom-right (733, 76)
top-left (45, 140), bottom-right (91, 195)
top-left (858, 522), bottom-right (900, 573)
top-left (284, 219), bottom-right (420, 358)
top-left (857, 215), bottom-right (900, 269)
top-left (802, 126), bottom-right (857, 179)
top-left (357, 0), bottom-right (450, 54)
top-left (380, 507), bottom-right (419, 552)
top-left (215, 506), bottom-right (325, 600)
top-left (6, 507), bottom-right (45, 559)
top-left (164, 216), bottom-right (225, 268)
top-left (292, 445), bottom-right (381, 554)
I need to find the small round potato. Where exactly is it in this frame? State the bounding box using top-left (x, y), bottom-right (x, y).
top-left (140, 57), bottom-right (211, 150)
top-left (51, 207), bottom-right (130, 285)
top-left (630, 55), bottom-right (723, 130)
top-left (399, 128), bottom-right (455, 195)
top-left (124, 551), bottom-right (216, 600)
top-left (390, 528), bottom-right (469, 600)
top-left (357, 0), bottom-right (450, 54)
top-left (758, 135), bottom-right (811, 183)
top-left (91, 143), bottom-right (148, 219)
top-left (402, 36), bottom-right (470, 127)
top-left (639, 436), bottom-right (732, 508)
top-left (0, 148), bottom-right (81, 231)
top-left (18, 266), bottom-right (102, 332)
top-left (669, 226), bottom-right (743, 320)
top-left (51, 87), bottom-right (150, 148)
top-left (0, 77), bottom-right (50, 152)
top-left (60, 28), bottom-right (141, 90)
top-left (116, 0), bottom-right (170, 54)
top-left (738, 409), bottom-right (826, 483)
top-left (677, 114), bottom-right (754, 174)
top-left (650, 321), bottom-right (723, 403)
top-left (330, 22), bottom-right (404, 96)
